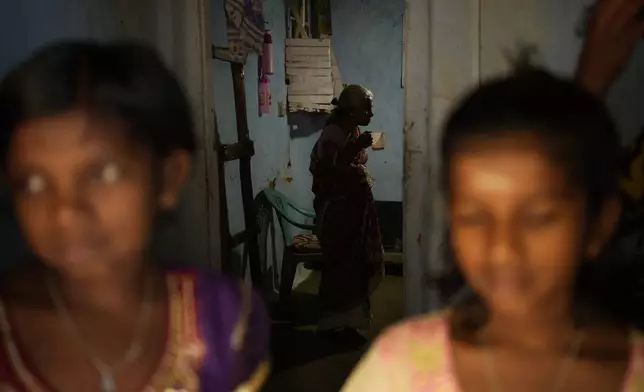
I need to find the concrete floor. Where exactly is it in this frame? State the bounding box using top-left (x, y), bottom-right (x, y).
top-left (264, 269), bottom-right (405, 392)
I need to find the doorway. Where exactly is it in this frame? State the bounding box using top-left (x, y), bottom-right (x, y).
top-left (260, 0), bottom-right (407, 390)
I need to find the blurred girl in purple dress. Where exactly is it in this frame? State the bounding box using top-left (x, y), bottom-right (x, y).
top-left (0, 40), bottom-right (270, 392)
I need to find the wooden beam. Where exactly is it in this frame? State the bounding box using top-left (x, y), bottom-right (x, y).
top-left (230, 62), bottom-right (263, 286)
top-left (284, 0), bottom-right (308, 38)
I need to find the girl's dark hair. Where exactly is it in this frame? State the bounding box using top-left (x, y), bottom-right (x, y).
top-left (440, 68), bottom-right (625, 336)
top-left (442, 68), bottom-right (620, 209)
top-left (0, 40), bottom-right (197, 165)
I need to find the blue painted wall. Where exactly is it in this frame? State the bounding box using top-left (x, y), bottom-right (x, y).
top-left (211, 0), bottom-right (404, 279)
top-left (212, 0), bottom-right (405, 222)
top-left (284, 0), bottom-right (406, 206)
top-left (329, 0), bottom-right (405, 202)
top-left (212, 0), bottom-right (294, 238)
top-left (0, 0), bottom-right (405, 271)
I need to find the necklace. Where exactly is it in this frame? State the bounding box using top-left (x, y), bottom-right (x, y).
top-left (47, 274), bottom-right (152, 392)
top-left (485, 332), bottom-right (585, 392)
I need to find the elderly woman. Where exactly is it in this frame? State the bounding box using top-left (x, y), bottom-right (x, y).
top-left (309, 85), bottom-right (384, 341)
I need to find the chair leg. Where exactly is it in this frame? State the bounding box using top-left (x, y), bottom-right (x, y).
top-left (279, 248), bottom-right (297, 308)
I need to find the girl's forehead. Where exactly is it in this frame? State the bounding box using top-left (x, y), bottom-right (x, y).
top-left (11, 111), bottom-right (132, 156)
top-left (453, 131), bottom-right (547, 151)
top-left (451, 132), bottom-right (573, 171)
top-left (454, 151), bottom-right (563, 184)
top-left (6, 110), bottom-right (151, 176)
top-left (449, 142), bottom-right (572, 198)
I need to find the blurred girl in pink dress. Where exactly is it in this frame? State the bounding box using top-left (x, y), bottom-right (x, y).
top-left (342, 67), bottom-right (644, 391)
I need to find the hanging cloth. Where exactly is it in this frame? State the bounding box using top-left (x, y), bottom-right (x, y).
top-left (214, 0), bottom-right (265, 63)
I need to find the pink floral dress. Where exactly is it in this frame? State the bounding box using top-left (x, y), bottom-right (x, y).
top-left (342, 313), bottom-right (644, 392)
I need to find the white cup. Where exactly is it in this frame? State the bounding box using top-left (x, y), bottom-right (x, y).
top-left (371, 132), bottom-right (386, 151)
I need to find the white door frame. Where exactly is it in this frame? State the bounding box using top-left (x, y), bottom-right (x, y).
top-left (403, 0), bottom-right (481, 315)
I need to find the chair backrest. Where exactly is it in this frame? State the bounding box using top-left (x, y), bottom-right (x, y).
top-left (261, 188), bottom-right (291, 216)
top-left (253, 192), bottom-right (274, 272)
top-left (250, 189), bottom-right (317, 294)
top-left (260, 188), bottom-right (295, 246)
top-left (249, 191), bottom-right (279, 293)
top-left (257, 188), bottom-right (315, 246)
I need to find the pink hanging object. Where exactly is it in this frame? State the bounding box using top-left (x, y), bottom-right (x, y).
top-left (259, 75), bottom-right (271, 115)
top-left (262, 30), bottom-right (274, 75)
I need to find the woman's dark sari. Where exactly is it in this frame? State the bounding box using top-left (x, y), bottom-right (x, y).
top-left (310, 124), bottom-right (383, 330)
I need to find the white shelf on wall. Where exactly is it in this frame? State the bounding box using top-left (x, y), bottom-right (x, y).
top-left (285, 38), bottom-right (335, 112)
